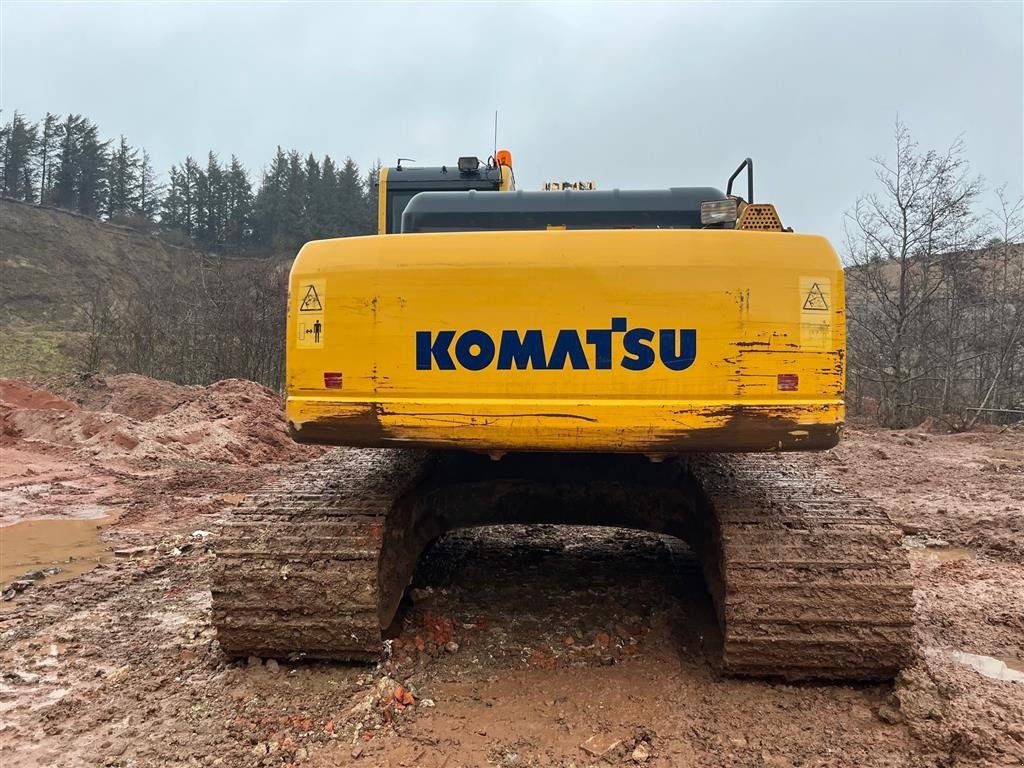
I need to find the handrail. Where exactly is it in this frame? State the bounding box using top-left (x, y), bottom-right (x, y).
top-left (726, 158), bottom-right (754, 203)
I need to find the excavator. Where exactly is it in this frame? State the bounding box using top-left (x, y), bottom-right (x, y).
top-left (212, 152), bottom-right (913, 680)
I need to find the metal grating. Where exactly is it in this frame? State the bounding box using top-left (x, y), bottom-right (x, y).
top-left (737, 204), bottom-right (783, 231)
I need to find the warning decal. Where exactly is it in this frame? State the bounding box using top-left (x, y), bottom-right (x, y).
top-left (802, 282), bottom-right (829, 311)
top-left (300, 284), bottom-right (323, 312)
top-left (799, 276), bottom-right (832, 349)
top-left (295, 279), bottom-right (325, 349)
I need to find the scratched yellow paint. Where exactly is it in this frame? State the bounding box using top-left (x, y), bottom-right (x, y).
top-left (286, 228), bottom-right (846, 452)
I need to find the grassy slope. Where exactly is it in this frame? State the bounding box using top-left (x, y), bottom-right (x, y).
top-left (0, 199), bottom-right (295, 380)
top-left (0, 199), bottom-right (197, 377)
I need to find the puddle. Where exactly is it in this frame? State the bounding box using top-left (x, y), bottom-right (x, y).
top-left (0, 510), bottom-right (121, 593)
top-left (907, 546), bottom-right (975, 562)
top-left (929, 648), bottom-right (1024, 682)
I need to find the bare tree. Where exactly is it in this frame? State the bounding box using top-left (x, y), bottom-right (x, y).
top-left (844, 119), bottom-right (984, 427)
top-left (75, 248), bottom-right (289, 391)
top-left (964, 188), bottom-right (1024, 427)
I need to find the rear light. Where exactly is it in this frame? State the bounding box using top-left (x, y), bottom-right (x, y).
top-left (777, 373), bottom-right (799, 391)
top-left (700, 199), bottom-right (738, 225)
top-left (323, 372), bottom-right (343, 389)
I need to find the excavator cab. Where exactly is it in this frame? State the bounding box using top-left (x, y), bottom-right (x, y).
top-left (377, 153), bottom-right (514, 234)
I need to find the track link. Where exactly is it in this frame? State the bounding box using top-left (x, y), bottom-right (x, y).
top-left (691, 453), bottom-right (914, 680)
top-left (211, 449), bottom-right (431, 660)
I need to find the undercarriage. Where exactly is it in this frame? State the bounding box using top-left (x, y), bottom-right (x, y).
top-left (212, 449), bottom-right (913, 680)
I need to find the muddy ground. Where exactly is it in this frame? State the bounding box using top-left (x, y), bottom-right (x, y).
top-left (1, 374), bottom-right (1021, 767)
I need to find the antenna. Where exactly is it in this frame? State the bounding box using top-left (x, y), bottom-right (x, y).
top-left (493, 110), bottom-right (498, 162)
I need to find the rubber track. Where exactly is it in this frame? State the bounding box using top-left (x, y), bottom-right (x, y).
top-left (211, 448), bottom-right (430, 660)
top-left (692, 453), bottom-right (914, 680)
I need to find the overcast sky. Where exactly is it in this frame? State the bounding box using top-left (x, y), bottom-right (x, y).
top-left (2, 1), bottom-right (1021, 246)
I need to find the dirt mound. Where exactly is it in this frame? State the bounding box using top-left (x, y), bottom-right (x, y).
top-left (0, 380), bottom-right (77, 411)
top-left (1, 375), bottom-right (318, 466)
top-left (144, 378), bottom-right (311, 465)
top-left (49, 372), bottom-right (201, 420)
top-left (1, 380), bottom-right (78, 444)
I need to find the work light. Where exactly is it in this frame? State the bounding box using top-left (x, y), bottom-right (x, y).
top-left (700, 199), bottom-right (738, 225)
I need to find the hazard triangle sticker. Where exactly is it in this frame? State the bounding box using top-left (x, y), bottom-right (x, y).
top-left (300, 284), bottom-right (323, 312)
top-left (802, 282), bottom-right (829, 311)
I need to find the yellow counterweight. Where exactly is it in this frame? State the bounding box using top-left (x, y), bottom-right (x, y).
top-left (286, 228), bottom-right (845, 454)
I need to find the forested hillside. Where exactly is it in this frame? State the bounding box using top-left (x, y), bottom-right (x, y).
top-left (0, 111), bottom-right (377, 254)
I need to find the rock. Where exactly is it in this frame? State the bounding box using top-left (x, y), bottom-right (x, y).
top-left (375, 675), bottom-right (399, 700)
top-left (3, 669), bottom-right (40, 684)
top-left (192, 530), bottom-right (212, 538)
top-left (877, 703), bottom-right (903, 724)
top-left (351, 744), bottom-right (364, 758)
top-left (580, 734), bottom-right (622, 759)
top-left (444, 641), bottom-right (459, 654)
top-left (420, 698), bottom-right (435, 707)
top-left (264, 659), bottom-right (279, 673)
top-left (114, 545), bottom-right (157, 558)
top-left (394, 685), bottom-right (414, 706)
top-left (247, 656), bottom-right (262, 668)
top-left (631, 742), bottom-right (651, 762)
top-left (21, 569), bottom-right (47, 581)
top-left (924, 538), bottom-right (950, 549)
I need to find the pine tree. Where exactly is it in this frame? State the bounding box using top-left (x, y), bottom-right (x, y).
top-left (302, 153), bottom-right (322, 240)
top-left (76, 120), bottom-right (110, 216)
top-left (224, 155), bottom-right (253, 248)
top-left (107, 135), bottom-right (140, 219)
top-left (253, 146), bottom-right (289, 246)
top-left (1, 112), bottom-right (39, 201)
top-left (337, 157), bottom-right (366, 235)
top-left (363, 159), bottom-right (383, 233)
top-left (51, 114), bottom-right (84, 210)
top-left (283, 150), bottom-right (306, 247)
top-left (161, 164), bottom-right (185, 231)
top-left (181, 156), bottom-right (202, 237)
top-left (319, 155), bottom-right (341, 236)
top-left (199, 151), bottom-right (226, 246)
top-left (137, 150), bottom-right (161, 221)
top-left (37, 113), bottom-right (60, 204)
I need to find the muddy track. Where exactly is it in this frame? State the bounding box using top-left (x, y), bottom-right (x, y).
top-left (211, 449), bottom-right (432, 660)
top-left (212, 449), bottom-right (914, 680)
top-left (694, 454), bottom-right (915, 680)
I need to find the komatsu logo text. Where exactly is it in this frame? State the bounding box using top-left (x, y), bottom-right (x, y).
top-left (416, 318), bottom-right (696, 372)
